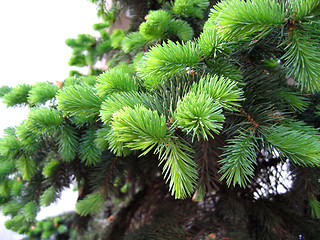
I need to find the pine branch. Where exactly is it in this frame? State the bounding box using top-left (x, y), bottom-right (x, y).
top-left (0, 160), bottom-right (15, 182)
top-left (278, 89), bottom-right (310, 112)
top-left (167, 19), bottom-right (193, 41)
top-left (16, 155), bottom-right (36, 180)
top-left (4, 215), bottom-right (29, 234)
top-left (16, 123), bottom-right (41, 154)
top-left (172, 0), bottom-right (209, 19)
top-left (198, 27), bottom-right (232, 58)
top-left (0, 134), bottom-right (22, 159)
top-left (309, 196), bottom-right (320, 218)
top-left (111, 105), bottom-right (169, 155)
top-left (75, 192), bottom-right (105, 216)
top-left (0, 86), bottom-right (12, 97)
top-left (2, 84), bottom-right (32, 107)
top-left (110, 29), bottom-right (126, 49)
top-left (95, 126), bottom-right (111, 151)
top-left (193, 75), bottom-right (244, 111)
top-left (174, 91), bottom-right (225, 141)
top-left (95, 69), bottom-right (138, 98)
top-left (137, 40), bottom-right (204, 84)
top-left (42, 159), bottom-right (60, 178)
top-left (139, 10), bottom-right (172, 40)
top-left (121, 32), bottom-right (149, 53)
top-left (211, 0), bottom-right (285, 40)
top-left (79, 128), bottom-right (102, 166)
top-left (193, 135), bottom-right (224, 201)
top-left (106, 127), bottom-right (131, 157)
top-left (57, 124), bottom-right (78, 162)
top-left (2, 200), bottom-right (23, 216)
top-left (40, 186), bottom-right (58, 207)
top-left (27, 82), bottom-right (57, 107)
top-left (23, 201), bottom-right (38, 221)
top-left (289, 0), bottom-right (320, 20)
top-left (282, 30), bottom-right (320, 92)
top-left (157, 140), bottom-right (198, 199)
top-left (100, 91), bottom-right (144, 123)
top-left (262, 124), bottom-right (320, 167)
top-left (25, 108), bottom-right (63, 135)
top-left (57, 83), bottom-right (103, 118)
top-left (219, 130), bottom-right (258, 187)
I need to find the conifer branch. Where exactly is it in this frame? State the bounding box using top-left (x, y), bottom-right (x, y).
top-left (137, 41), bottom-right (203, 85)
top-left (79, 128), bottom-right (102, 166)
top-left (157, 140), bottom-right (198, 199)
top-left (219, 130), bottom-right (258, 187)
top-left (263, 124), bottom-right (320, 167)
top-left (282, 30), bottom-right (320, 92)
top-left (57, 84), bottom-right (103, 118)
top-left (174, 91), bottom-right (225, 141)
top-left (289, 0), bottom-right (320, 20)
top-left (95, 69), bottom-right (138, 98)
top-left (211, 0), bottom-right (285, 40)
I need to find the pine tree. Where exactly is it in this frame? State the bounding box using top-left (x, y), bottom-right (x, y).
top-left (1, 0), bottom-right (320, 239)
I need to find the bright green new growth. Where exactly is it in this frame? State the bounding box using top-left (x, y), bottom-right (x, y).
top-left (111, 105), bottom-right (169, 154)
top-left (198, 28), bottom-right (232, 58)
top-left (10, 180), bottom-right (23, 196)
top-left (110, 29), bottom-right (126, 48)
top-left (121, 32), bottom-right (149, 53)
top-left (211, 0), bottom-right (285, 40)
top-left (100, 91), bottom-right (150, 123)
top-left (27, 82), bottom-right (58, 106)
top-left (1, 0), bottom-right (320, 237)
top-left (158, 140), bottom-right (198, 199)
top-left (2, 201), bottom-right (23, 216)
top-left (96, 69), bottom-right (138, 98)
top-left (25, 108), bottom-right (63, 135)
top-left (0, 134), bottom-right (21, 159)
top-left (57, 83), bottom-right (103, 118)
top-left (139, 10), bottom-right (172, 40)
top-left (175, 92), bottom-right (225, 141)
top-left (193, 75), bottom-right (244, 111)
top-left (289, 0), bottom-right (320, 20)
top-left (138, 9), bottom-right (194, 41)
top-left (172, 0), bottom-right (209, 19)
top-left (2, 84), bottom-right (31, 107)
top-left (137, 41), bottom-right (203, 85)
top-left (4, 215), bottom-right (27, 234)
top-left (167, 19), bottom-right (194, 41)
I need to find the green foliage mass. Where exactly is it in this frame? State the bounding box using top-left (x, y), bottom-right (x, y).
top-left (1, 0), bottom-right (320, 239)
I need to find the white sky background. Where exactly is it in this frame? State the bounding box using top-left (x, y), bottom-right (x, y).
top-left (0, 0), bottom-right (100, 238)
top-left (0, 0), bottom-right (100, 133)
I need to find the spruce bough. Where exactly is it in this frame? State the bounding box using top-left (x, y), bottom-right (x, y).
top-left (1, 0), bottom-right (320, 239)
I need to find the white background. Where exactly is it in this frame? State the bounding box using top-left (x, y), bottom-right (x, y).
top-left (0, 0), bottom-right (99, 238)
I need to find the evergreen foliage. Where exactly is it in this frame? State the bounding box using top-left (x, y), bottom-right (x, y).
top-left (1, 0), bottom-right (320, 239)
top-left (27, 82), bottom-right (58, 107)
